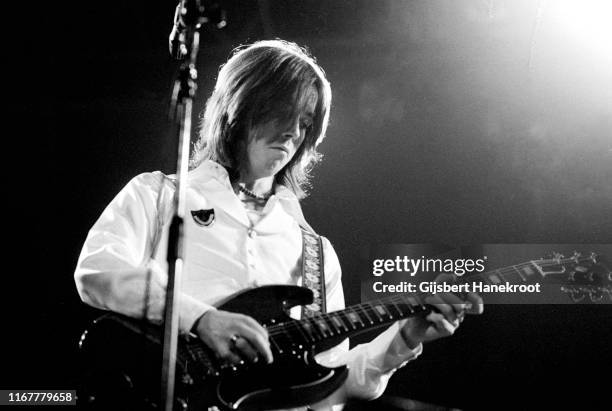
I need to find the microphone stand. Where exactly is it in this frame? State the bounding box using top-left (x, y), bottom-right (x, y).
top-left (162, 2), bottom-right (225, 410)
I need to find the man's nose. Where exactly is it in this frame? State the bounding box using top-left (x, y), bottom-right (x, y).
top-left (281, 118), bottom-right (301, 140)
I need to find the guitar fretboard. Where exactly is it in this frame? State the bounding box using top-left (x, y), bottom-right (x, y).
top-left (268, 294), bottom-right (430, 353)
top-left (267, 255), bottom-right (592, 352)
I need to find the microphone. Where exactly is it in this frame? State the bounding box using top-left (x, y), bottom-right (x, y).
top-left (169, 1), bottom-right (190, 60)
top-left (169, 0), bottom-right (226, 60)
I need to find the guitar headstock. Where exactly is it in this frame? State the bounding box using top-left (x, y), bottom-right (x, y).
top-left (532, 252), bottom-right (612, 303)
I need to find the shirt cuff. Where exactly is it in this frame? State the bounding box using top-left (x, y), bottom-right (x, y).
top-left (383, 322), bottom-right (423, 372)
top-left (179, 293), bottom-right (216, 334)
top-left (375, 320), bottom-right (423, 373)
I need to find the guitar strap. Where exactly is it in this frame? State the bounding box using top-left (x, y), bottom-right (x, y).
top-left (300, 228), bottom-right (326, 318)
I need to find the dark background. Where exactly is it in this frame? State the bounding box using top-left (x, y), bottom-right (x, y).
top-left (9, 0), bottom-right (612, 410)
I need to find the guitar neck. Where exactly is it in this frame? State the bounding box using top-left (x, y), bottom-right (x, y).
top-left (267, 254), bottom-right (600, 350)
top-left (270, 261), bottom-right (536, 347)
top-left (267, 294), bottom-right (432, 352)
top-left (267, 263), bottom-right (529, 350)
top-left (456, 261), bottom-right (542, 286)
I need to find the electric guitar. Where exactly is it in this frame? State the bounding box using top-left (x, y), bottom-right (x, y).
top-left (77, 252), bottom-right (611, 410)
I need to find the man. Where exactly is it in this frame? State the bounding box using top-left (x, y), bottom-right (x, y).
top-left (75, 39), bottom-right (482, 409)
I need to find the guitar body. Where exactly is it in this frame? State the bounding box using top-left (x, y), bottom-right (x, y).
top-left (78, 285), bottom-right (349, 411)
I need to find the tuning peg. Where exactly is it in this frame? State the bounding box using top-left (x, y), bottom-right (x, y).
top-left (561, 286), bottom-right (585, 302)
top-left (570, 290), bottom-right (586, 302)
top-left (587, 288), bottom-right (604, 302)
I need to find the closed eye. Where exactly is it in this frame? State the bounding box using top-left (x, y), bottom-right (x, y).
top-left (300, 118), bottom-right (313, 130)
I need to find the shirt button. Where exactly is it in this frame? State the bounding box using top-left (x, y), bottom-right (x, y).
top-left (247, 228), bottom-right (257, 238)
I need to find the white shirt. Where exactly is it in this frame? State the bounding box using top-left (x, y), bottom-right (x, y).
top-left (75, 160), bottom-right (422, 408)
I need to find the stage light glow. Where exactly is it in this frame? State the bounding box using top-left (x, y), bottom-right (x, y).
top-left (548, 0), bottom-right (612, 62)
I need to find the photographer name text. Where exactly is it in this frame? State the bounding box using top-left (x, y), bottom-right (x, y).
top-left (372, 281), bottom-right (541, 294)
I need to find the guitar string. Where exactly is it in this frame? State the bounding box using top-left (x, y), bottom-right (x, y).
top-left (264, 257), bottom-right (596, 338)
top-left (266, 257), bottom-right (594, 338)
top-left (265, 295), bottom-right (431, 343)
top-left (267, 255), bottom-right (598, 337)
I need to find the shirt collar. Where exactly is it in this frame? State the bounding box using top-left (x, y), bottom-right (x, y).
top-left (187, 160), bottom-right (314, 232)
top-left (189, 160), bottom-right (232, 188)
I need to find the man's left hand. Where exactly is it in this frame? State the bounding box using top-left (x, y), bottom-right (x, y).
top-left (400, 274), bottom-right (483, 349)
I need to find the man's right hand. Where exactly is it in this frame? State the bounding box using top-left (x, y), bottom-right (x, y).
top-left (193, 310), bottom-right (273, 365)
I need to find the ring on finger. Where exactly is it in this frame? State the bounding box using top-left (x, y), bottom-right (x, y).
top-left (230, 334), bottom-right (240, 346)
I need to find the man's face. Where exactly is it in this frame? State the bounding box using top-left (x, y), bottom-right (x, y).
top-left (244, 89), bottom-right (317, 180)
